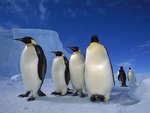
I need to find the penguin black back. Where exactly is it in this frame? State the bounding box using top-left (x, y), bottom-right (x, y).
top-left (105, 46), bottom-right (115, 86)
top-left (63, 56), bottom-right (70, 85)
top-left (34, 45), bottom-right (47, 81)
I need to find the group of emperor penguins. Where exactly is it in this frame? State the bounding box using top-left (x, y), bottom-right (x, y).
top-left (15, 35), bottom-right (115, 102)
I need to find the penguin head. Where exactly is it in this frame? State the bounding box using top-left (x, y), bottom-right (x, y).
top-left (129, 67), bottom-right (131, 70)
top-left (91, 35), bottom-right (99, 43)
top-left (120, 66), bottom-right (123, 70)
top-left (14, 36), bottom-right (37, 45)
top-left (51, 51), bottom-right (63, 57)
top-left (68, 46), bottom-right (80, 53)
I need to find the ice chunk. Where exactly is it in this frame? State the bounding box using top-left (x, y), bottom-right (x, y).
top-left (10, 74), bottom-right (22, 82)
top-left (0, 28), bottom-right (70, 77)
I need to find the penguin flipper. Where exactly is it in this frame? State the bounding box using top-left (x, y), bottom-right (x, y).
top-left (63, 56), bottom-right (70, 85)
top-left (51, 92), bottom-right (61, 95)
top-left (34, 45), bottom-right (47, 81)
top-left (104, 46), bottom-right (115, 86)
top-left (27, 96), bottom-right (35, 101)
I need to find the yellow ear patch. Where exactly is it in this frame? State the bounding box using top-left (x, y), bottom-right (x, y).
top-left (88, 42), bottom-right (99, 50)
top-left (31, 39), bottom-right (37, 45)
top-left (74, 49), bottom-right (81, 54)
top-left (78, 49), bottom-right (81, 52)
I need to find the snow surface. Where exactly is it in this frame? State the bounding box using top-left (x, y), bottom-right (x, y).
top-left (0, 75), bottom-right (150, 113)
top-left (1, 28), bottom-right (150, 113)
top-left (0, 29), bottom-right (69, 77)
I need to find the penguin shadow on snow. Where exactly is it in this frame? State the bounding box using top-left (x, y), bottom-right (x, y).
top-left (36, 95), bottom-right (90, 104)
top-left (110, 87), bottom-right (139, 105)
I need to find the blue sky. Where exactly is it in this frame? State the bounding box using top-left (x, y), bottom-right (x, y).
top-left (0, 0), bottom-right (150, 76)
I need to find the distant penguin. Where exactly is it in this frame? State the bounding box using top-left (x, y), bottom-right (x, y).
top-left (68, 47), bottom-right (86, 97)
top-left (127, 67), bottom-right (136, 88)
top-left (118, 66), bottom-right (128, 87)
top-left (51, 51), bottom-right (70, 96)
top-left (15, 37), bottom-right (47, 101)
top-left (85, 35), bottom-right (115, 102)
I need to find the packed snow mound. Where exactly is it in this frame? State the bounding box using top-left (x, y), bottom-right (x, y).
top-left (127, 78), bottom-right (150, 113)
top-left (0, 28), bottom-right (70, 77)
top-left (131, 78), bottom-right (150, 101)
top-left (10, 74), bottom-right (22, 82)
top-left (0, 77), bottom-right (150, 113)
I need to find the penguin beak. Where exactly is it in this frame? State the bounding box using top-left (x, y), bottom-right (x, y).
top-left (14, 38), bottom-right (22, 41)
top-left (14, 38), bottom-right (24, 43)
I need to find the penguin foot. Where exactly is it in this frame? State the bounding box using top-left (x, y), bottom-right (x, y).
top-left (51, 92), bottom-right (61, 95)
top-left (90, 95), bottom-right (105, 102)
top-left (121, 85), bottom-right (128, 87)
top-left (90, 96), bottom-right (96, 102)
top-left (18, 91), bottom-right (31, 97)
top-left (72, 92), bottom-right (78, 96)
top-left (38, 90), bottom-right (46, 96)
top-left (18, 94), bottom-right (28, 97)
top-left (67, 88), bottom-right (73, 91)
top-left (27, 96), bottom-right (35, 101)
top-left (80, 93), bottom-right (86, 98)
top-left (66, 91), bottom-right (73, 95)
top-left (97, 95), bottom-right (105, 102)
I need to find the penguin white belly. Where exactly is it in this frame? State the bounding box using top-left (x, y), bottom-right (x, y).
top-left (129, 72), bottom-right (135, 82)
top-left (70, 55), bottom-right (85, 90)
top-left (21, 46), bottom-right (41, 92)
top-left (52, 57), bottom-right (67, 95)
top-left (85, 61), bottom-right (113, 95)
top-left (128, 71), bottom-right (136, 87)
top-left (85, 44), bottom-right (113, 101)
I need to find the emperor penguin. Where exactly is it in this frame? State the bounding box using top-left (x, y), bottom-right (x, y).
top-left (51, 51), bottom-right (70, 96)
top-left (15, 37), bottom-right (47, 101)
top-left (127, 67), bottom-right (136, 88)
top-left (117, 66), bottom-right (128, 87)
top-left (68, 47), bottom-right (86, 97)
top-left (85, 35), bottom-right (115, 102)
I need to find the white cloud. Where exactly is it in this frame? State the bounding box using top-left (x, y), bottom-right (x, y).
top-left (107, 1), bottom-right (121, 7)
top-left (0, 26), bottom-right (5, 30)
top-left (63, 8), bottom-right (76, 18)
top-left (130, 40), bottom-right (150, 56)
top-left (4, 22), bottom-right (20, 28)
top-left (86, 0), bottom-right (92, 6)
top-left (146, 41), bottom-right (150, 43)
top-left (77, 9), bottom-right (91, 17)
top-left (117, 59), bottom-right (136, 68)
top-left (137, 72), bottom-right (150, 76)
top-left (141, 51), bottom-right (150, 56)
top-left (53, 0), bottom-right (60, 4)
top-left (3, 0), bottom-right (30, 20)
top-left (97, 7), bottom-right (105, 15)
top-left (8, 0), bottom-right (23, 13)
top-left (136, 72), bottom-right (150, 80)
top-left (138, 41), bottom-right (150, 48)
top-left (39, 0), bottom-right (47, 20)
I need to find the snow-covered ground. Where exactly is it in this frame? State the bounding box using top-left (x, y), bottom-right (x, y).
top-left (1, 28), bottom-right (149, 113)
top-left (0, 76), bottom-right (150, 113)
